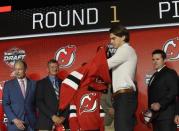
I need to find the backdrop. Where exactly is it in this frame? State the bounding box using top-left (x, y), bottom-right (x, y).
top-left (0, 26), bottom-right (179, 131)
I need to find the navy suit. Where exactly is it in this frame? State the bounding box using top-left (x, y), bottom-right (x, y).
top-left (2, 78), bottom-right (36, 131)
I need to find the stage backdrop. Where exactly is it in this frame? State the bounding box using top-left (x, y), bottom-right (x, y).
top-left (1, 0), bottom-right (179, 130)
top-left (0, 26), bottom-right (179, 131)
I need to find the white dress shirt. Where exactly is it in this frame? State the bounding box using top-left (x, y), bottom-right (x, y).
top-left (107, 43), bottom-right (137, 93)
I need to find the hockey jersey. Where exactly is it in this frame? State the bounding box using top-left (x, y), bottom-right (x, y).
top-left (69, 82), bottom-right (106, 131)
top-left (59, 47), bottom-right (111, 110)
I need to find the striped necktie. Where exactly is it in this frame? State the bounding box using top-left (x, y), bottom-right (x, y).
top-left (53, 79), bottom-right (59, 99)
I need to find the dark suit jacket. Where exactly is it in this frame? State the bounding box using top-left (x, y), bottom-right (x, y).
top-left (176, 98), bottom-right (179, 115)
top-left (148, 66), bottom-right (178, 120)
top-left (176, 79), bottom-right (179, 115)
top-left (36, 76), bottom-right (69, 130)
top-left (2, 78), bottom-right (36, 130)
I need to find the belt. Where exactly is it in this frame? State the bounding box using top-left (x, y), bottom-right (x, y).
top-left (112, 88), bottom-right (134, 98)
top-left (83, 129), bottom-right (100, 131)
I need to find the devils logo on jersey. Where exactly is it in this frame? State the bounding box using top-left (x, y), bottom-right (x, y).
top-left (55, 45), bottom-right (76, 68)
top-left (79, 93), bottom-right (98, 115)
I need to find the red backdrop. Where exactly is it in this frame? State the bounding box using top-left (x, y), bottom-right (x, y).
top-left (0, 27), bottom-right (179, 131)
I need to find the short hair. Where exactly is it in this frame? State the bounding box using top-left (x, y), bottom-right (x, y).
top-left (152, 49), bottom-right (166, 60)
top-left (109, 24), bottom-right (129, 42)
top-left (47, 59), bottom-right (59, 66)
top-left (14, 60), bottom-right (27, 70)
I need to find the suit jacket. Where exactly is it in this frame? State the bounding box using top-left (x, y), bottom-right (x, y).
top-left (36, 76), bottom-right (69, 130)
top-left (2, 78), bottom-right (36, 130)
top-left (176, 98), bottom-right (179, 115)
top-left (148, 66), bottom-right (178, 120)
top-left (176, 79), bottom-right (179, 115)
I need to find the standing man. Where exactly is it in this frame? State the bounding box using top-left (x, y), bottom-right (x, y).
top-left (107, 24), bottom-right (138, 131)
top-left (174, 82), bottom-right (179, 125)
top-left (36, 59), bottom-right (69, 130)
top-left (174, 98), bottom-right (179, 125)
top-left (148, 49), bottom-right (178, 131)
top-left (3, 60), bottom-right (36, 131)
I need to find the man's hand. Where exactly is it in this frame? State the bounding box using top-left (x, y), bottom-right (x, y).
top-left (12, 118), bottom-right (25, 130)
top-left (151, 102), bottom-right (161, 111)
top-left (52, 115), bottom-right (65, 125)
top-left (174, 115), bottom-right (179, 125)
top-left (59, 116), bottom-right (65, 123)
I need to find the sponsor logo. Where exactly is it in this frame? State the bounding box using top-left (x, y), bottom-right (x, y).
top-left (3, 114), bottom-right (8, 125)
top-left (79, 93), bottom-right (98, 115)
top-left (145, 74), bottom-right (152, 85)
top-left (4, 47), bottom-right (26, 68)
top-left (107, 44), bottom-right (117, 58)
top-left (55, 45), bottom-right (76, 68)
top-left (163, 37), bottom-right (179, 61)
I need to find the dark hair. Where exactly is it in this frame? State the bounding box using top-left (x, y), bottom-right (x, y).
top-left (47, 59), bottom-right (59, 66)
top-left (109, 24), bottom-right (129, 42)
top-left (14, 60), bottom-right (27, 70)
top-left (152, 49), bottom-right (166, 60)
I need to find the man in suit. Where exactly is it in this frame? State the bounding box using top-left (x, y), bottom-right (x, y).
top-left (174, 99), bottom-right (179, 125)
top-left (174, 81), bottom-right (179, 125)
top-left (148, 49), bottom-right (178, 131)
top-left (3, 60), bottom-right (36, 131)
top-left (36, 59), bottom-right (69, 130)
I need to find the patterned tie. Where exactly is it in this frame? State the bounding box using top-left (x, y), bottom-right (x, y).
top-left (53, 79), bottom-right (59, 99)
top-left (20, 79), bottom-right (26, 98)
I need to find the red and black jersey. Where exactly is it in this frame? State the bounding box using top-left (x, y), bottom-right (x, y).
top-left (69, 83), bottom-right (106, 131)
top-left (59, 47), bottom-right (111, 110)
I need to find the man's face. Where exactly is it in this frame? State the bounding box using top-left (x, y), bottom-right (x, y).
top-left (110, 33), bottom-right (125, 48)
top-left (14, 63), bottom-right (26, 79)
top-left (152, 54), bottom-right (165, 70)
top-left (48, 63), bottom-right (59, 76)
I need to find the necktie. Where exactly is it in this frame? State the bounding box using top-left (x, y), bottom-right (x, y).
top-left (53, 79), bottom-right (59, 99)
top-left (20, 79), bottom-right (26, 98)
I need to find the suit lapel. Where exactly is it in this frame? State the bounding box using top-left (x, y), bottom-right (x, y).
top-left (25, 78), bottom-right (31, 99)
top-left (14, 79), bottom-right (25, 100)
top-left (149, 66), bottom-right (167, 86)
top-left (46, 77), bottom-right (58, 101)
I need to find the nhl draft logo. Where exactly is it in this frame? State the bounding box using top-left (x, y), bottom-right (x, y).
top-left (55, 45), bottom-right (76, 68)
top-left (107, 44), bottom-right (117, 58)
top-left (4, 47), bottom-right (26, 68)
top-left (163, 37), bottom-right (179, 61)
top-left (79, 93), bottom-right (98, 115)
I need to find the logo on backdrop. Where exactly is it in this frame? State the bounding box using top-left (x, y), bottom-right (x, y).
top-left (4, 47), bottom-right (26, 68)
top-left (3, 114), bottom-right (8, 126)
top-left (55, 45), bottom-right (76, 68)
top-left (106, 44), bottom-right (117, 58)
top-left (0, 81), bottom-right (6, 103)
top-left (163, 37), bottom-right (179, 61)
top-left (79, 93), bottom-right (98, 115)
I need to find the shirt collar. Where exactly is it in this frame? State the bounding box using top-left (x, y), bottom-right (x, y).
top-left (48, 75), bottom-right (57, 82)
top-left (17, 77), bottom-right (27, 82)
top-left (157, 65), bottom-right (166, 72)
